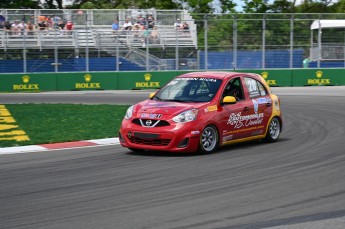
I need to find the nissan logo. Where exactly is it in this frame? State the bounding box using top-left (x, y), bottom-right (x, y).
top-left (145, 120), bottom-right (152, 126)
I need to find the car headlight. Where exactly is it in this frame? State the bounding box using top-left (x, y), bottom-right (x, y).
top-left (172, 109), bottom-right (198, 123)
top-left (124, 105), bottom-right (134, 120)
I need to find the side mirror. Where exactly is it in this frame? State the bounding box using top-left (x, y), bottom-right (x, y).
top-left (222, 96), bottom-right (237, 104)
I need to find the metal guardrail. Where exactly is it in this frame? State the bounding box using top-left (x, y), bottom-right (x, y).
top-left (0, 30), bottom-right (76, 50)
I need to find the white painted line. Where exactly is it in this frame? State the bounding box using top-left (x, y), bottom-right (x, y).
top-left (88, 138), bottom-right (120, 145)
top-left (0, 138), bottom-right (121, 156)
top-left (0, 145), bottom-right (47, 155)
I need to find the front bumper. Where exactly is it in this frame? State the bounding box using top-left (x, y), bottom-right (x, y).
top-left (119, 120), bottom-right (202, 153)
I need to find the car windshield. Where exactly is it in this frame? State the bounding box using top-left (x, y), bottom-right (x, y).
top-left (153, 77), bottom-right (222, 102)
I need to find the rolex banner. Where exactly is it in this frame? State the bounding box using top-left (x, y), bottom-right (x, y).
top-left (0, 74), bottom-right (56, 92)
top-left (0, 70), bottom-right (345, 92)
top-left (117, 71), bottom-right (184, 90)
top-left (236, 69), bottom-right (292, 87)
top-left (291, 69), bottom-right (345, 86)
top-left (56, 72), bottom-right (118, 91)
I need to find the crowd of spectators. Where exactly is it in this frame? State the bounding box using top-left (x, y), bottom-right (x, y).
top-left (111, 14), bottom-right (158, 47)
top-left (0, 13), bottom-right (191, 47)
top-left (174, 18), bottom-right (189, 30)
top-left (111, 15), bottom-right (190, 47)
top-left (0, 15), bottom-right (74, 36)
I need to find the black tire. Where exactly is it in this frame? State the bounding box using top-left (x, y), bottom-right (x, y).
top-left (198, 125), bottom-right (219, 153)
top-left (264, 117), bottom-right (281, 142)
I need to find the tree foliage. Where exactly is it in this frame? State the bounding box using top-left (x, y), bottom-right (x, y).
top-left (0, 0), bottom-right (341, 14)
top-left (0, 0), bottom-right (40, 9)
top-left (243, 0), bottom-right (270, 13)
top-left (0, 0), bottom-right (343, 53)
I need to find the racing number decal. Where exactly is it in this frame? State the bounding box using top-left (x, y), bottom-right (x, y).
top-left (247, 78), bottom-right (257, 93)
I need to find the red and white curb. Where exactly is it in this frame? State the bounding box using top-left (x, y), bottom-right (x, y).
top-left (0, 138), bottom-right (120, 155)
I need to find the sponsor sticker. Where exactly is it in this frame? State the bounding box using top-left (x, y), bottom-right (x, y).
top-left (140, 113), bottom-right (162, 119)
top-left (227, 112), bottom-right (264, 129)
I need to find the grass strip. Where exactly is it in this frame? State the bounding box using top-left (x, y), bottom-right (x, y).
top-left (0, 104), bottom-right (130, 148)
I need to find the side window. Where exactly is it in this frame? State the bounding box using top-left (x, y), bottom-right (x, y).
top-left (244, 77), bottom-right (266, 98)
top-left (222, 77), bottom-right (244, 101)
top-left (257, 81), bottom-right (267, 96)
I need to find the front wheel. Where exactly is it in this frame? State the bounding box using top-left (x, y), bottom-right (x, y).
top-left (198, 125), bottom-right (219, 153)
top-left (264, 117), bottom-right (281, 142)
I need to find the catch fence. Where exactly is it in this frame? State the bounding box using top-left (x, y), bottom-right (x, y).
top-left (1, 9), bottom-right (345, 73)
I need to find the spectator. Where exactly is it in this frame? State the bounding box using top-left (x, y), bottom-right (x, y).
top-left (150, 26), bottom-right (159, 44)
top-left (0, 15), bottom-right (5, 26)
top-left (141, 26), bottom-right (151, 47)
top-left (131, 24), bottom-right (141, 42)
top-left (181, 22), bottom-right (190, 35)
top-left (19, 21), bottom-right (26, 35)
top-left (136, 15), bottom-right (145, 25)
top-left (26, 21), bottom-right (36, 36)
top-left (38, 15), bottom-right (46, 22)
top-left (111, 19), bottom-right (119, 34)
top-left (174, 19), bottom-right (181, 29)
top-left (303, 57), bottom-right (310, 68)
top-left (37, 20), bottom-right (48, 33)
top-left (51, 15), bottom-right (61, 28)
top-left (46, 17), bottom-right (53, 29)
top-left (64, 20), bottom-right (74, 35)
top-left (137, 15), bottom-right (146, 26)
top-left (147, 14), bottom-right (155, 29)
top-left (11, 20), bottom-right (22, 36)
top-left (3, 21), bottom-right (12, 34)
top-left (121, 19), bottom-right (132, 31)
top-left (58, 20), bottom-right (66, 35)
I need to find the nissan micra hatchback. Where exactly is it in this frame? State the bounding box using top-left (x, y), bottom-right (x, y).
top-left (119, 71), bottom-right (282, 153)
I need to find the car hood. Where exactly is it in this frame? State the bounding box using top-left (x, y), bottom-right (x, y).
top-left (134, 99), bottom-right (207, 118)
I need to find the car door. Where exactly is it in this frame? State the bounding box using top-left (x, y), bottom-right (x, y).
top-left (242, 76), bottom-right (273, 137)
top-left (220, 77), bottom-right (254, 142)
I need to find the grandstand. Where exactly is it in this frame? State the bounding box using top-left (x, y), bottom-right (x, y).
top-left (3, 10), bottom-right (345, 73)
top-left (0, 9), bottom-right (197, 72)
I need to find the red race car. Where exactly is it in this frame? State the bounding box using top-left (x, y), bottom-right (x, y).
top-left (119, 71), bottom-right (282, 153)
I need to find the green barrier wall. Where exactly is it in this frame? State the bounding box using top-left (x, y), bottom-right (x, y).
top-left (292, 69), bottom-right (345, 86)
top-left (56, 72), bottom-right (118, 91)
top-left (117, 71), bottom-right (184, 90)
top-left (0, 69), bottom-right (344, 92)
top-left (0, 73), bottom-right (56, 92)
top-left (236, 69), bottom-right (292, 86)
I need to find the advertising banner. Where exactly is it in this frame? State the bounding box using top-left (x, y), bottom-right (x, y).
top-left (1, 69), bottom-right (344, 92)
top-left (117, 71), bottom-right (183, 90)
top-left (236, 69), bottom-right (292, 87)
top-left (56, 72), bottom-right (118, 91)
top-left (292, 69), bottom-right (345, 86)
top-left (0, 74), bottom-right (56, 92)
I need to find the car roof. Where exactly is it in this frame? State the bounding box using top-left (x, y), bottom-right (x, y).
top-left (177, 71), bottom-right (257, 80)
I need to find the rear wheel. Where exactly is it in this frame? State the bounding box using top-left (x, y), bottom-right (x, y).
top-left (264, 117), bottom-right (281, 142)
top-left (198, 125), bottom-right (219, 153)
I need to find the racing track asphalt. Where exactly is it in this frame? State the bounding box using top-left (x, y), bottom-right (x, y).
top-left (0, 87), bottom-right (345, 229)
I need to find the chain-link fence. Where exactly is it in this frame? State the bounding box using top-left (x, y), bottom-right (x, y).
top-left (1, 9), bottom-right (345, 73)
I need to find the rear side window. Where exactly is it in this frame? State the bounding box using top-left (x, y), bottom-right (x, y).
top-left (244, 77), bottom-right (267, 98)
